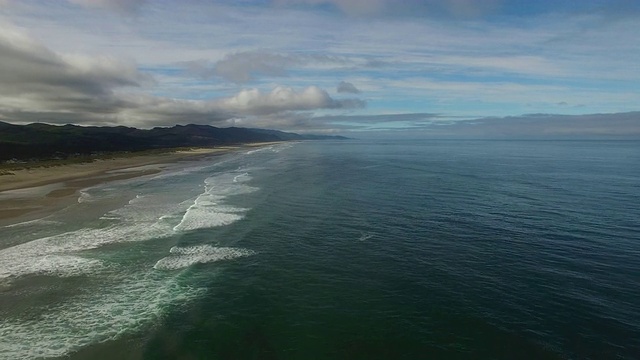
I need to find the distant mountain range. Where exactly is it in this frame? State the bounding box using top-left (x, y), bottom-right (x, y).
top-left (0, 122), bottom-right (347, 161)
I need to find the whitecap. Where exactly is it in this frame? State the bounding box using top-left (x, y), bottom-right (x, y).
top-left (29, 255), bottom-right (104, 278)
top-left (0, 272), bottom-right (205, 360)
top-left (153, 245), bottom-right (256, 270)
top-left (173, 210), bottom-right (244, 232)
top-left (245, 146), bottom-right (273, 155)
top-left (233, 172), bottom-right (251, 183)
top-left (172, 170), bottom-right (257, 232)
top-left (358, 232), bottom-right (375, 242)
top-left (2, 218), bottom-right (61, 229)
top-left (0, 221), bottom-right (172, 280)
top-left (77, 190), bottom-right (93, 203)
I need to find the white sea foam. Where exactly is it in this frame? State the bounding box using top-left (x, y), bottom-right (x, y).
top-left (0, 155), bottom-right (271, 358)
top-left (154, 245), bottom-right (256, 270)
top-left (245, 146), bottom-right (273, 155)
top-left (0, 252), bottom-right (104, 279)
top-left (358, 232), bottom-right (375, 242)
top-left (107, 193), bottom-right (190, 225)
top-left (2, 218), bottom-right (60, 229)
top-left (30, 255), bottom-right (104, 277)
top-left (1, 167), bottom-right (262, 279)
top-left (106, 164), bottom-right (164, 174)
top-left (271, 142), bottom-right (296, 152)
top-left (129, 194), bottom-right (146, 203)
top-left (244, 143), bottom-right (296, 155)
top-left (0, 192), bottom-right (186, 280)
top-left (77, 190), bottom-right (93, 203)
top-left (173, 171), bottom-right (257, 232)
top-left (233, 172), bottom-right (251, 183)
top-left (0, 272), bottom-right (206, 360)
top-left (0, 221), bottom-right (172, 280)
top-left (173, 210), bottom-right (243, 231)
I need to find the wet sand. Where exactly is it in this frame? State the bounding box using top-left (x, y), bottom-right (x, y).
top-left (0, 147), bottom-right (239, 225)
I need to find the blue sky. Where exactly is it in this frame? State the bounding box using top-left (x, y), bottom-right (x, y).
top-left (0, 0), bottom-right (639, 137)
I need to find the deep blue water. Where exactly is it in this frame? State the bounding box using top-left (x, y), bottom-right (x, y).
top-left (1, 140), bottom-right (639, 359)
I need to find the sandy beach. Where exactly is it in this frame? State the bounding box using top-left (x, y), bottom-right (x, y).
top-left (0, 146), bottom-right (250, 224)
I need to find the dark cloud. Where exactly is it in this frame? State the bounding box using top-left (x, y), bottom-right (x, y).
top-left (337, 81), bottom-right (360, 93)
top-left (0, 32), bottom-right (149, 96)
top-left (0, 26), bottom-right (150, 124)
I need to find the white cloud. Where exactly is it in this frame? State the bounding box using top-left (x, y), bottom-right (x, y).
top-left (218, 86), bottom-right (364, 114)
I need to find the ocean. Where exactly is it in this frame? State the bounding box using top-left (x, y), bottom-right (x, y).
top-left (0, 140), bottom-right (639, 359)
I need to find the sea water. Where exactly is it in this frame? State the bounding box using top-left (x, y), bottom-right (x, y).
top-left (0, 140), bottom-right (639, 359)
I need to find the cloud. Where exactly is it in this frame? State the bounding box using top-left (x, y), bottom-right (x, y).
top-left (0, 24), bottom-right (150, 121)
top-left (91, 86), bottom-right (365, 129)
top-left (273, 0), bottom-right (503, 18)
top-left (406, 112), bottom-right (640, 139)
top-left (183, 50), bottom-right (352, 83)
top-left (274, 0), bottom-right (386, 16)
top-left (312, 113), bottom-right (444, 123)
top-left (218, 86), bottom-right (365, 115)
top-left (0, 25), bottom-right (364, 129)
top-left (337, 81), bottom-right (360, 93)
top-left (66, 0), bottom-right (146, 14)
top-left (296, 111), bottom-right (640, 139)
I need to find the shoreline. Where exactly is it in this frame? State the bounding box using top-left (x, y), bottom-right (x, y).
top-left (0, 143), bottom-right (285, 225)
top-left (0, 147), bottom-right (231, 193)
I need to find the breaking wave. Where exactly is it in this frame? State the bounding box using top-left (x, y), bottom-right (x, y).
top-left (154, 245), bottom-right (256, 270)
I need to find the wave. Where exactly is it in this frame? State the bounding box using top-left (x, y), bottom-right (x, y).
top-left (173, 211), bottom-right (244, 232)
top-left (0, 222), bottom-right (173, 280)
top-left (173, 171), bottom-right (257, 232)
top-left (0, 272), bottom-right (206, 360)
top-left (154, 245), bottom-right (256, 270)
top-left (244, 142), bottom-right (297, 156)
top-left (0, 150), bottom-right (273, 358)
top-left (358, 232), bottom-right (375, 242)
top-left (77, 190), bottom-right (93, 203)
top-left (233, 172), bottom-right (251, 183)
top-left (2, 218), bottom-right (61, 229)
top-left (0, 191), bottom-right (188, 280)
top-left (0, 254), bottom-right (104, 279)
top-left (245, 146), bottom-right (274, 155)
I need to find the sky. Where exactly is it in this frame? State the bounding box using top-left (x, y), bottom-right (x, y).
top-left (0, 0), bottom-right (639, 137)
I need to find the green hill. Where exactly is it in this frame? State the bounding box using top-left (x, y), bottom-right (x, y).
top-left (0, 122), bottom-right (347, 161)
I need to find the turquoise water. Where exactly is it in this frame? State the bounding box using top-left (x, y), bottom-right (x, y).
top-left (1, 140), bottom-right (639, 359)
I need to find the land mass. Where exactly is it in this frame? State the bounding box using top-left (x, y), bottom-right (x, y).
top-left (0, 122), bottom-right (347, 161)
top-left (0, 123), bottom-right (346, 224)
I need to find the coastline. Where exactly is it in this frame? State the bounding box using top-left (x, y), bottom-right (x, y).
top-left (0, 143), bottom-right (283, 225)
